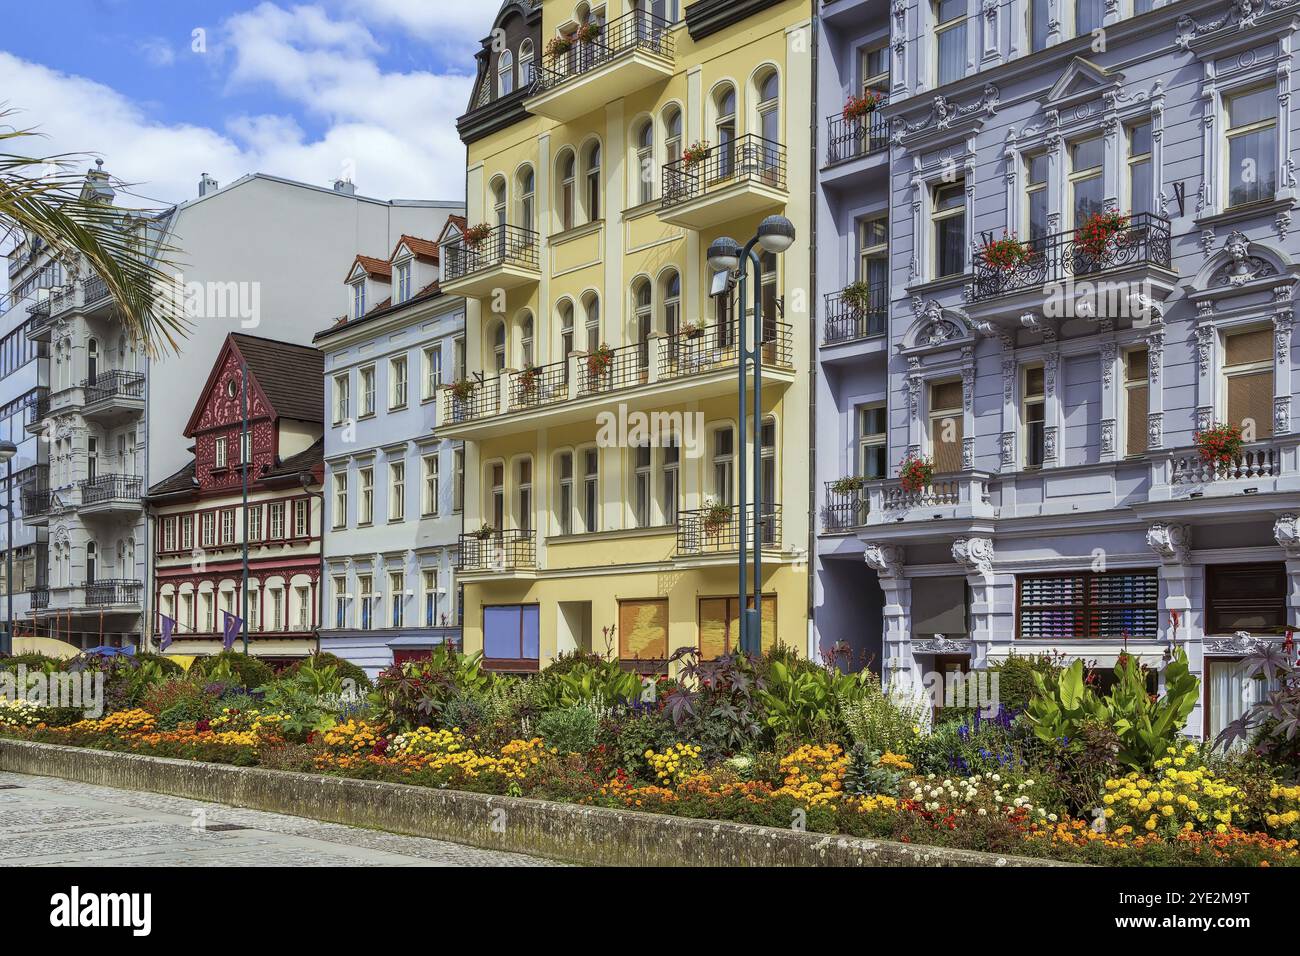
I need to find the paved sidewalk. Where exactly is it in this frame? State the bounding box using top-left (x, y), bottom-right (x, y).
top-left (0, 770), bottom-right (563, 867)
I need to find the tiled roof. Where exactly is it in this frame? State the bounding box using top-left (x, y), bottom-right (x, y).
top-left (312, 281), bottom-right (447, 341)
top-left (393, 235), bottom-right (439, 262)
top-left (349, 254), bottom-right (392, 280)
top-left (147, 460), bottom-right (197, 498)
top-left (230, 334), bottom-right (324, 423)
top-left (262, 437), bottom-right (325, 480)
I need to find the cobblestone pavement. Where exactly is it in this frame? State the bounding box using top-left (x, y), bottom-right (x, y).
top-left (0, 771), bottom-right (564, 867)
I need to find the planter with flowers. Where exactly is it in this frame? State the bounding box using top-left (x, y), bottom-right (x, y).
top-left (680, 320), bottom-right (705, 340)
top-left (462, 223), bottom-right (494, 248)
top-left (682, 142), bottom-right (711, 168)
top-left (702, 500), bottom-right (732, 537)
top-left (979, 233), bottom-right (1034, 272)
top-left (1194, 422), bottom-right (1245, 468)
top-left (898, 454), bottom-right (934, 494)
top-left (586, 343), bottom-right (614, 380)
top-left (841, 281), bottom-right (874, 315)
top-left (576, 21), bottom-right (601, 43)
top-left (1075, 210), bottom-right (1130, 259)
top-left (545, 36), bottom-right (574, 61)
top-left (516, 363), bottom-right (539, 400)
top-left (450, 379), bottom-right (477, 403)
top-left (842, 91), bottom-right (883, 122)
top-left (473, 523), bottom-right (496, 541)
top-left (831, 475), bottom-right (867, 496)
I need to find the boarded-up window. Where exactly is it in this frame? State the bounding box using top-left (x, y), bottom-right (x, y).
top-left (930, 380), bottom-right (964, 474)
top-left (1125, 349), bottom-right (1148, 456)
top-left (1017, 570), bottom-right (1158, 639)
top-left (618, 599), bottom-right (669, 661)
top-left (1224, 328), bottom-right (1274, 439)
top-left (698, 595), bottom-right (776, 659)
top-left (912, 576), bottom-right (968, 636)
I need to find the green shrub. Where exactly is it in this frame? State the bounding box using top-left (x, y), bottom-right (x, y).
top-left (837, 671), bottom-right (928, 755)
top-left (133, 653), bottom-right (184, 676)
top-left (596, 710), bottom-right (678, 778)
top-left (844, 744), bottom-right (905, 797)
top-left (540, 651), bottom-right (609, 676)
top-left (0, 652), bottom-right (63, 673)
top-left (537, 705), bottom-right (598, 754)
top-left (440, 691), bottom-right (488, 733)
top-left (157, 694), bottom-right (218, 730)
top-left (190, 652), bottom-right (275, 690)
top-left (284, 652), bottom-right (372, 691)
top-left (534, 658), bottom-right (642, 710)
top-left (372, 646), bottom-right (492, 731)
top-left (990, 654), bottom-right (1064, 714)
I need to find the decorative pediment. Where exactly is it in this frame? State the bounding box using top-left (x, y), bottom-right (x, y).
top-left (892, 85), bottom-right (999, 148)
top-left (899, 299), bottom-right (986, 353)
top-left (1192, 231), bottom-right (1294, 295)
top-left (1043, 57), bottom-right (1122, 109)
top-left (1204, 630), bottom-right (1285, 655)
top-left (1177, 0), bottom-right (1300, 52)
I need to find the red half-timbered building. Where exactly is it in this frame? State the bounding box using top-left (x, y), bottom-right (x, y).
top-left (147, 333), bottom-right (324, 661)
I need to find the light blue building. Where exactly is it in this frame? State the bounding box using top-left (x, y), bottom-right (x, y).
top-left (315, 219), bottom-right (467, 676)
top-left (814, 0), bottom-right (1300, 738)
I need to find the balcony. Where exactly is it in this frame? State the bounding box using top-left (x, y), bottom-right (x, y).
top-left (457, 529), bottom-right (536, 574)
top-left (78, 474), bottom-right (144, 517)
top-left (49, 275), bottom-right (113, 320)
top-left (27, 296), bottom-right (54, 341)
top-left (441, 225), bottom-right (540, 298)
top-left (20, 467), bottom-right (52, 525)
top-left (526, 11), bottom-right (676, 122)
top-left (27, 586), bottom-right (49, 611)
top-left (439, 320), bottom-right (795, 440)
top-left (85, 579), bottom-right (144, 608)
top-left (1147, 439), bottom-right (1300, 504)
top-left (81, 370), bottom-right (145, 424)
top-left (823, 287), bottom-right (886, 345)
top-left (23, 388), bottom-right (50, 434)
top-left (821, 480), bottom-right (870, 532)
top-left (826, 111), bottom-right (888, 166)
top-left (676, 504), bottom-right (782, 558)
top-left (856, 471), bottom-right (998, 530)
top-left (660, 135), bottom-right (788, 230)
top-left (967, 213), bottom-right (1174, 309)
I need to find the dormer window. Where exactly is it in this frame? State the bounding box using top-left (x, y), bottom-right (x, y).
top-left (519, 40), bottom-right (535, 87)
top-left (394, 259), bottom-right (412, 304)
top-left (351, 280), bottom-right (366, 319)
top-left (498, 49), bottom-right (515, 97)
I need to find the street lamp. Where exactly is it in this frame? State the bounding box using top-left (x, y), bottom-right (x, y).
top-left (0, 439), bottom-right (17, 656)
top-left (707, 215), bottom-right (796, 657)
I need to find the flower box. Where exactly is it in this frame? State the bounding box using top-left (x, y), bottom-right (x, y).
top-left (979, 233), bottom-right (1034, 271)
top-left (898, 454), bottom-right (934, 493)
top-left (1194, 422), bottom-right (1245, 467)
top-left (1075, 210), bottom-right (1130, 259)
top-left (586, 344), bottom-right (614, 378)
top-left (682, 142), bottom-right (711, 167)
top-left (842, 91), bottom-right (883, 122)
top-left (702, 501), bottom-right (731, 536)
top-left (831, 475), bottom-right (866, 496)
top-left (462, 223), bottom-right (493, 248)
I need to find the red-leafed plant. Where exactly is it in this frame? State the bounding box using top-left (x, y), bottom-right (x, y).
top-left (1194, 422), bottom-right (1245, 466)
top-left (462, 223), bottom-right (493, 247)
top-left (980, 232), bottom-right (1034, 271)
top-left (586, 343), bottom-right (614, 378)
top-left (842, 91), bottom-right (883, 122)
top-left (1076, 210), bottom-right (1130, 258)
top-left (682, 141), bottom-right (711, 167)
top-left (899, 453), bottom-right (934, 493)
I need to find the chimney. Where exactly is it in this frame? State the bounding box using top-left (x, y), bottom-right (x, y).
top-left (333, 178), bottom-right (357, 196)
top-left (198, 173), bottom-right (219, 197)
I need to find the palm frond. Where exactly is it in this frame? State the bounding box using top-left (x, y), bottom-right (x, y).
top-left (0, 108), bottom-right (189, 355)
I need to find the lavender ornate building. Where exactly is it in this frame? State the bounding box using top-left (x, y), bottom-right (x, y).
top-left (813, 0), bottom-right (1300, 738)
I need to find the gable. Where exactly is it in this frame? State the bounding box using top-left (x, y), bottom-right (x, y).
top-left (1044, 57), bottom-right (1120, 107)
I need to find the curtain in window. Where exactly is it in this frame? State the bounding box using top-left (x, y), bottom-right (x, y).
top-left (1207, 660), bottom-right (1275, 743)
top-left (936, 26), bottom-right (965, 87)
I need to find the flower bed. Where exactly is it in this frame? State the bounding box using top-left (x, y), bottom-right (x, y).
top-left (2, 647), bottom-right (1297, 866)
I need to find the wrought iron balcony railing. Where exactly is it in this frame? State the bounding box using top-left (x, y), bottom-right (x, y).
top-left (826, 109), bottom-right (888, 164)
top-left (823, 287), bottom-right (887, 344)
top-left (27, 586), bottom-right (50, 610)
top-left (443, 376), bottom-right (501, 425)
top-left (442, 225), bottom-right (540, 283)
top-left (24, 388), bottom-right (50, 428)
top-left (662, 134), bottom-right (787, 209)
top-left (532, 10), bottom-right (675, 93)
top-left (677, 503), bottom-right (781, 557)
top-left (822, 480), bottom-right (870, 531)
top-left (80, 474), bottom-right (143, 505)
top-left (85, 579), bottom-right (143, 606)
top-left (83, 369), bottom-right (145, 404)
top-left (511, 360), bottom-right (569, 410)
top-left (969, 213), bottom-right (1172, 302)
top-left (658, 319), bottom-right (793, 380)
top-left (457, 529), bottom-right (536, 571)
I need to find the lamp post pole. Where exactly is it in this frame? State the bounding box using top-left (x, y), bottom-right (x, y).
top-left (299, 471), bottom-right (325, 655)
top-left (240, 358), bottom-right (249, 655)
top-left (707, 216), bottom-right (796, 658)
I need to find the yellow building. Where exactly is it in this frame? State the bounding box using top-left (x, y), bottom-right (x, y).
top-left (445, 0), bottom-right (813, 672)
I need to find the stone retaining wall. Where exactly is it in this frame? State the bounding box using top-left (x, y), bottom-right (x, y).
top-left (0, 739), bottom-right (1071, 867)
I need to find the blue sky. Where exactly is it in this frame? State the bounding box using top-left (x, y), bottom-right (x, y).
top-left (0, 0), bottom-right (497, 206)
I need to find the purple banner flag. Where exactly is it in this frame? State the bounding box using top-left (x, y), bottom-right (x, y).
top-left (221, 610), bottom-right (243, 651)
top-left (159, 616), bottom-right (176, 652)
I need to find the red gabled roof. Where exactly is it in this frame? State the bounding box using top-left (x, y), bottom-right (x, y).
top-left (182, 333), bottom-right (324, 437)
top-left (391, 234), bottom-right (439, 263)
top-left (347, 254), bottom-right (392, 282)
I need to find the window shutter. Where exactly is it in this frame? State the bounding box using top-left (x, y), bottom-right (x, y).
top-left (619, 599), bottom-right (668, 660)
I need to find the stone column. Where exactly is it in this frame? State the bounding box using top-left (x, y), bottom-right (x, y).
top-left (952, 536), bottom-right (996, 667)
top-left (1099, 339), bottom-right (1118, 462)
top-left (1147, 521), bottom-right (1202, 733)
top-left (864, 543), bottom-right (914, 691)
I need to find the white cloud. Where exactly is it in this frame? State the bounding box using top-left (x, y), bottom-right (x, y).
top-left (0, 1), bottom-right (474, 213)
top-left (337, 0), bottom-right (496, 49)
top-left (138, 38), bottom-right (176, 68)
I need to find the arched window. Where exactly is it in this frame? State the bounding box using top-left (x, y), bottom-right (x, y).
top-left (757, 69), bottom-right (780, 147)
top-left (520, 312), bottom-right (534, 367)
top-left (490, 176), bottom-right (507, 229)
top-left (86, 540), bottom-right (97, 583)
top-left (635, 120), bottom-right (654, 204)
top-left (714, 85), bottom-right (737, 176)
top-left (491, 320), bottom-right (506, 372)
top-left (633, 278), bottom-right (652, 371)
top-left (498, 50), bottom-right (514, 97)
top-left (558, 150), bottom-right (577, 231)
top-left (558, 300), bottom-right (575, 382)
top-left (582, 293), bottom-right (600, 352)
top-left (518, 166), bottom-right (535, 235)
top-left (518, 40), bottom-right (535, 87)
top-left (663, 105), bottom-right (683, 166)
top-left (87, 337), bottom-right (99, 382)
top-left (584, 142), bottom-right (602, 221)
top-left (662, 269), bottom-right (681, 340)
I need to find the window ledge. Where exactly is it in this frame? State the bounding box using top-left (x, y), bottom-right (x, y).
top-left (1194, 196), bottom-right (1296, 231)
top-left (548, 220), bottom-right (604, 245)
top-left (906, 273), bottom-right (969, 296)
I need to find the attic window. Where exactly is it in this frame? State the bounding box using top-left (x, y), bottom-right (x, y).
top-left (225, 380), bottom-right (238, 398)
top-left (352, 279), bottom-right (366, 319)
top-left (395, 260), bottom-right (412, 304)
